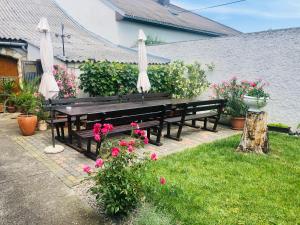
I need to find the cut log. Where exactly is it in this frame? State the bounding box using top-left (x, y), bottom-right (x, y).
top-left (237, 111), bottom-right (270, 154)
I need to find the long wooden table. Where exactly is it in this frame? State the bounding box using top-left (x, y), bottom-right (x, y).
top-left (55, 99), bottom-right (195, 145)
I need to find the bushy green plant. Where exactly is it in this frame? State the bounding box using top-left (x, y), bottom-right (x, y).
top-left (79, 60), bottom-right (210, 99)
top-left (84, 123), bottom-right (167, 217)
top-left (212, 77), bottom-right (248, 117)
top-left (10, 92), bottom-right (38, 115)
top-left (1, 79), bottom-right (16, 94)
top-left (86, 123), bottom-right (148, 216)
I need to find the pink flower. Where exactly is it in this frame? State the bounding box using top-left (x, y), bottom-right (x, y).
top-left (160, 177), bottom-right (166, 185)
top-left (250, 82), bottom-right (257, 87)
top-left (134, 130), bottom-right (141, 135)
top-left (139, 130), bottom-right (146, 136)
top-left (130, 122), bottom-right (138, 127)
top-left (95, 158), bottom-right (104, 168)
top-left (127, 145), bottom-right (134, 153)
top-left (111, 147), bottom-right (120, 157)
top-left (101, 128), bottom-right (109, 135)
top-left (83, 165), bottom-right (92, 174)
top-left (150, 153), bottom-right (158, 161)
top-left (128, 140), bottom-right (135, 146)
top-left (119, 140), bottom-right (128, 147)
top-left (94, 134), bottom-right (101, 142)
top-left (144, 137), bottom-right (149, 144)
top-left (103, 124), bottom-right (113, 131)
top-left (93, 123), bottom-right (101, 135)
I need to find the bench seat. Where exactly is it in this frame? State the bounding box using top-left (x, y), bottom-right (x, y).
top-left (165, 111), bottom-right (217, 123)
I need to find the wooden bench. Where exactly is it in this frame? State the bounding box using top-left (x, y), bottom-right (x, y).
top-left (164, 99), bottom-right (227, 141)
top-left (74, 105), bottom-right (167, 159)
top-left (45, 96), bottom-right (120, 141)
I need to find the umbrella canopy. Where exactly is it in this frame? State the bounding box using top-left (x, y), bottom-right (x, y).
top-left (137, 29), bottom-right (151, 93)
top-left (37, 17), bottom-right (59, 99)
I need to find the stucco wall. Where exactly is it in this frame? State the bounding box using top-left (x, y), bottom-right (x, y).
top-left (148, 28), bottom-right (300, 129)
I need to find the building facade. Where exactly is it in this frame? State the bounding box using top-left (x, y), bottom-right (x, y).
top-left (54, 0), bottom-right (240, 47)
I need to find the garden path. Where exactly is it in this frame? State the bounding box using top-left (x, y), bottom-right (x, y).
top-left (0, 115), bottom-right (105, 225)
top-left (0, 113), bottom-right (239, 187)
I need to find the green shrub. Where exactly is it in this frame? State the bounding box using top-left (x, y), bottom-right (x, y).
top-left (79, 60), bottom-right (210, 99)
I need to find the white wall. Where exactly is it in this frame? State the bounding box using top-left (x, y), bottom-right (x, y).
top-left (54, 0), bottom-right (207, 47)
top-left (54, 0), bottom-right (119, 44)
top-left (117, 20), bottom-right (206, 47)
top-left (148, 28), bottom-right (300, 130)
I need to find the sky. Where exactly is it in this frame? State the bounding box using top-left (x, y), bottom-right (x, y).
top-left (172, 0), bottom-right (300, 33)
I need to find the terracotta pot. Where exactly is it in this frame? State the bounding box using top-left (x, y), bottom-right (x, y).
top-left (0, 103), bottom-right (3, 113)
top-left (7, 106), bottom-right (16, 113)
top-left (38, 120), bottom-right (48, 131)
top-left (17, 114), bottom-right (38, 136)
top-left (231, 117), bottom-right (245, 130)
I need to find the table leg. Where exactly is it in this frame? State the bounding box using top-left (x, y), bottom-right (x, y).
top-left (67, 116), bottom-right (72, 144)
top-left (76, 116), bottom-right (81, 131)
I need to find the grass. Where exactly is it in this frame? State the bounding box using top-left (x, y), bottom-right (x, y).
top-left (131, 203), bottom-right (173, 225)
top-left (141, 133), bottom-right (300, 225)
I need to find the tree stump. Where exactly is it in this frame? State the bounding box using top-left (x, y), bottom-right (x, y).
top-left (237, 111), bottom-right (270, 154)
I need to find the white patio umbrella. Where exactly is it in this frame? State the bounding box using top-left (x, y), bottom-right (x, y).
top-left (37, 17), bottom-right (64, 154)
top-left (137, 29), bottom-right (151, 102)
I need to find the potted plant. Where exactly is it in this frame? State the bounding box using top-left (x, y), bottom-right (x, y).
top-left (1, 79), bottom-right (17, 113)
top-left (243, 80), bottom-right (270, 112)
top-left (10, 92), bottom-right (38, 136)
top-left (211, 77), bottom-right (248, 130)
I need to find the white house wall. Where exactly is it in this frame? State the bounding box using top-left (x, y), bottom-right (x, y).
top-left (148, 28), bottom-right (300, 130)
top-left (54, 0), bottom-right (119, 44)
top-left (53, 0), bottom-right (207, 47)
top-left (116, 20), bottom-right (207, 47)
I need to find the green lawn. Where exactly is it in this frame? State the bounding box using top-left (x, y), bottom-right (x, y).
top-left (141, 133), bottom-right (300, 225)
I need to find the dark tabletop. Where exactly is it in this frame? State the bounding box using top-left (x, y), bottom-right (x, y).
top-left (55, 98), bottom-right (200, 117)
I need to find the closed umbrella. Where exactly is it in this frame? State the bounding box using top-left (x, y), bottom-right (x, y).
top-left (137, 29), bottom-right (151, 102)
top-left (37, 17), bottom-right (64, 154)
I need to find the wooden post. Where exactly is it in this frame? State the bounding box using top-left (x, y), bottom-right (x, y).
top-left (237, 111), bottom-right (270, 154)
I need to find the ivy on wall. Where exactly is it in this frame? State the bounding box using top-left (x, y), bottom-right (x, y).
top-left (79, 60), bottom-right (211, 99)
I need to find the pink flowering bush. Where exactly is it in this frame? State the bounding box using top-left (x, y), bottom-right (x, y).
top-left (83, 122), bottom-right (163, 216)
top-left (53, 65), bottom-right (77, 98)
top-left (211, 77), bottom-right (270, 117)
top-left (211, 77), bottom-right (249, 117)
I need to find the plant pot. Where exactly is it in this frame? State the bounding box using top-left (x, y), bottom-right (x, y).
top-left (38, 120), bottom-right (48, 131)
top-left (7, 106), bottom-right (17, 113)
top-left (17, 114), bottom-right (38, 136)
top-left (0, 103), bottom-right (3, 113)
top-left (243, 95), bottom-right (268, 112)
top-left (268, 125), bottom-right (291, 134)
top-left (231, 117), bottom-right (245, 130)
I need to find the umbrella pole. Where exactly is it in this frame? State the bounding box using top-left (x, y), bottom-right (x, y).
top-left (44, 99), bottom-right (64, 154)
top-left (50, 102), bottom-right (55, 148)
top-left (141, 87), bottom-right (144, 104)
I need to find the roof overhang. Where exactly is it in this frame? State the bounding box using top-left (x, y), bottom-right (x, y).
top-left (115, 12), bottom-right (225, 37)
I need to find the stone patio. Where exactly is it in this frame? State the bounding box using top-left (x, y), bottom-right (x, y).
top-left (0, 113), bottom-right (239, 187)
